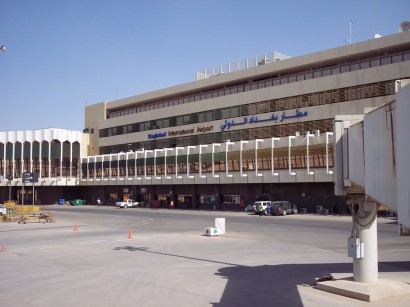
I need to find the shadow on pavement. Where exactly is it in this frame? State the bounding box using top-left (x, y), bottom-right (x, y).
top-left (113, 245), bottom-right (410, 306)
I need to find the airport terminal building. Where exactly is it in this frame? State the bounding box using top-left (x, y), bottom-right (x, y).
top-left (1, 30), bottom-right (409, 211)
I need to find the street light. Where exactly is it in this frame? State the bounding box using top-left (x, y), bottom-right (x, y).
top-left (7, 175), bottom-right (13, 201)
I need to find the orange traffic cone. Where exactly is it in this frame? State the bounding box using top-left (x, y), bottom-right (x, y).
top-left (73, 223), bottom-right (78, 232)
top-left (1, 243), bottom-right (7, 252)
top-left (128, 228), bottom-right (133, 239)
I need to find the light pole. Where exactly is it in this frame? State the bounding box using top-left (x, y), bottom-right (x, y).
top-left (7, 176), bottom-right (12, 201)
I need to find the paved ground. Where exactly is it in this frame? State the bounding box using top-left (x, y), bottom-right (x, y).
top-left (0, 206), bottom-right (409, 307)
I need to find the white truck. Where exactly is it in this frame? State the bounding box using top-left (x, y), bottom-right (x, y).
top-left (116, 199), bottom-right (140, 208)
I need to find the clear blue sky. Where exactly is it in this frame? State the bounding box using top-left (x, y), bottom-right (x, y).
top-left (0, 0), bottom-right (409, 132)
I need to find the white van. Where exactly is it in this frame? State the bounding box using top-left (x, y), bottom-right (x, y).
top-left (252, 201), bottom-right (272, 214)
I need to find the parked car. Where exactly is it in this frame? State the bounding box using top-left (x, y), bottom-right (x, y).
top-left (116, 199), bottom-right (140, 208)
top-left (271, 201), bottom-right (298, 216)
top-left (252, 201), bottom-right (272, 215)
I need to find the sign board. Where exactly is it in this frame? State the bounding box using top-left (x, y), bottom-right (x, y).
top-left (22, 172), bottom-right (39, 183)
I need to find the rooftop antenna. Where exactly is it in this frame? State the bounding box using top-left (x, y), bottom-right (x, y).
top-left (345, 19), bottom-right (353, 45)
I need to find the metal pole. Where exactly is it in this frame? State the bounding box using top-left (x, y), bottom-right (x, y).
top-left (22, 182), bottom-right (24, 205)
top-left (353, 199), bottom-right (378, 283)
top-left (8, 179), bottom-right (12, 201)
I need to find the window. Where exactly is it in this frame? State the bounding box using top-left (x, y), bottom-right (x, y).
top-left (392, 54), bottom-right (402, 63)
top-left (341, 65), bottom-right (350, 73)
top-left (222, 195), bottom-right (240, 204)
top-left (221, 108), bottom-right (230, 119)
top-left (350, 63), bottom-right (360, 71)
top-left (205, 111), bottom-right (213, 121)
top-left (176, 116), bottom-right (183, 126)
top-left (231, 106), bottom-right (239, 117)
top-left (381, 57), bottom-right (392, 65)
top-left (199, 195), bottom-right (216, 204)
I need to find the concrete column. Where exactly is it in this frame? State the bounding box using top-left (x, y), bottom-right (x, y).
top-left (353, 200), bottom-right (378, 283)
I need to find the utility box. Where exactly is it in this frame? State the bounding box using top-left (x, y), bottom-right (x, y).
top-left (204, 227), bottom-right (220, 236)
top-left (215, 218), bottom-right (226, 234)
top-left (348, 237), bottom-right (364, 258)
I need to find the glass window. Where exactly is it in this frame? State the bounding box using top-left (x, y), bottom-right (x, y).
top-left (371, 59), bottom-right (380, 67)
top-left (280, 77), bottom-right (289, 84)
top-left (231, 107), bottom-right (239, 117)
top-left (350, 63), bottom-right (360, 71)
top-left (257, 81), bottom-right (266, 89)
top-left (205, 111), bottom-right (213, 121)
top-left (304, 72), bottom-right (313, 80)
top-left (392, 54), bottom-right (402, 63)
top-left (381, 57), bottom-right (391, 65)
top-left (331, 67), bottom-right (340, 74)
top-left (221, 109), bottom-right (230, 119)
top-left (176, 117), bottom-right (183, 126)
top-left (184, 115), bottom-right (190, 124)
top-left (341, 65), bottom-right (350, 73)
top-left (313, 71), bottom-right (322, 78)
top-left (289, 75), bottom-right (297, 83)
top-left (322, 69), bottom-right (331, 76)
top-left (360, 61), bottom-right (370, 69)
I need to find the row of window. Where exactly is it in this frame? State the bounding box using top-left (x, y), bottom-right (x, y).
top-left (106, 50), bottom-right (409, 119)
top-left (100, 80), bottom-right (395, 139)
top-left (0, 141), bottom-right (81, 179)
top-left (1, 158), bottom-right (80, 179)
top-left (0, 141), bottom-right (80, 159)
top-left (100, 119), bottom-right (333, 154)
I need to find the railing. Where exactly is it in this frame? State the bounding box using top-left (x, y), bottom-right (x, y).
top-left (196, 51), bottom-right (291, 80)
top-left (81, 133), bottom-right (334, 182)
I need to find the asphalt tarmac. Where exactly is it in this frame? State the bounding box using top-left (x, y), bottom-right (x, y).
top-left (0, 205), bottom-right (409, 307)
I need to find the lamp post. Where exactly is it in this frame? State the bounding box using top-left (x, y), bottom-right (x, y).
top-left (7, 175), bottom-right (12, 201)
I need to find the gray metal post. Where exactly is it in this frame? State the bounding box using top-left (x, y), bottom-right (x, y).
top-left (353, 200), bottom-right (379, 283)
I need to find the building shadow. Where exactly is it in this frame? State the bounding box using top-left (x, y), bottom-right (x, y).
top-left (113, 246), bottom-right (409, 306)
top-left (212, 261), bottom-right (410, 307)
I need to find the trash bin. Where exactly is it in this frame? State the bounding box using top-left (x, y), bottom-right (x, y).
top-left (58, 199), bottom-right (65, 205)
top-left (69, 199), bottom-right (85, 206)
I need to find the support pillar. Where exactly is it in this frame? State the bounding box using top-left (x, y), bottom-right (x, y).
top-left (353, 199), bottom-right (378, 283)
